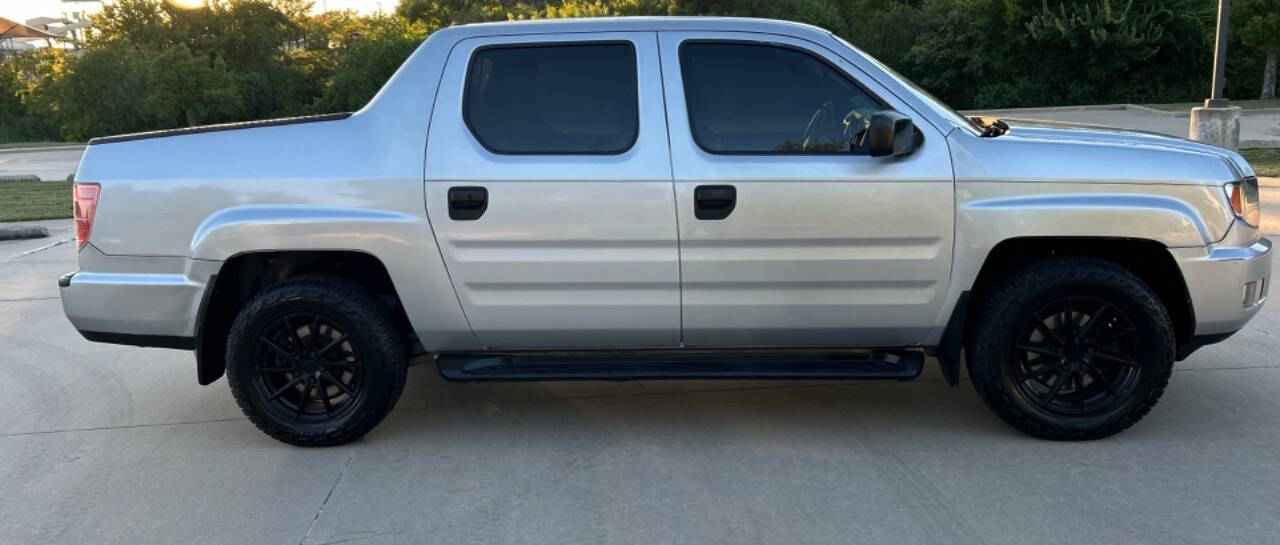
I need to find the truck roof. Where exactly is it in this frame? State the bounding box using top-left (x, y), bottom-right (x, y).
top-left (435, 16), bottom-right (832, 42)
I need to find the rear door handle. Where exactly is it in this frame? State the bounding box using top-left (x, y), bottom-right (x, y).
top-left (448, 186), bottom-right (487, 220)
top-left (694, 185), bottom-right (736, 220)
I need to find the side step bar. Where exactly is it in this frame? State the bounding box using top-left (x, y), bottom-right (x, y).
top-left (436, 349), bottom-right (924, 382)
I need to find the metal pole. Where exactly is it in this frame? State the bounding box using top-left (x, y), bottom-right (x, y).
top-left (1207, 0), bottom-right (1232, 107)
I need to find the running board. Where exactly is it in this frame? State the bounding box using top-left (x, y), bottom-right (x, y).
top-left (436, 350), bottom-right (924, 382)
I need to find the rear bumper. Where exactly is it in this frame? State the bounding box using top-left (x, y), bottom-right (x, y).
top-left (1174, 236), bottom-right (1272, 337)
top-left (59, 254), bottom-right (218, 348)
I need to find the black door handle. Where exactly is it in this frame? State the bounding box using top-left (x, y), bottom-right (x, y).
top-left (694, 185), bottom-right (736, 220)
top-left (448, 186), bottom-right (487, 220)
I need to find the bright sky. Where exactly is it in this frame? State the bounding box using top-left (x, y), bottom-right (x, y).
top-left (1, 0), bottom-right (389, 25)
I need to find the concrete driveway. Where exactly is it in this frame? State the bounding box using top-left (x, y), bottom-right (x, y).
top-left (2, 220), bottom-right (1279, 545)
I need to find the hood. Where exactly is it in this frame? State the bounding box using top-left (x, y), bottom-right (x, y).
top-left (998, 118), bottom-right (1255, 180)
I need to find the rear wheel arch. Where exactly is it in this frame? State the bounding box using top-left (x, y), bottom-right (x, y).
top-left (196, 250), bottom-right (419, 385)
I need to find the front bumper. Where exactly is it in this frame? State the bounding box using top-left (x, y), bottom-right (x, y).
top-left (1173, 236), bottom-right (1272, 337)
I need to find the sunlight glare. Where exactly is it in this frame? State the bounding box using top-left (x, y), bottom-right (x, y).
top-left (166, 0), bottom-right (207, 9)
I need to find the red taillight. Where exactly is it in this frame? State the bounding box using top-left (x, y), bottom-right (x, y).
top-left (73, 183), bottom-right (100, 251)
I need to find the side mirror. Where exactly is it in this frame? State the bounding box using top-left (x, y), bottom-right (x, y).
top-left (868, 110), bottom-right (923, 158)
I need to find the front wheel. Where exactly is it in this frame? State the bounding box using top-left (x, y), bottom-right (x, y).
top-left (226, 275), bottom-right (408, 446)
top-left (967, 257), bottom-right (1175, 440)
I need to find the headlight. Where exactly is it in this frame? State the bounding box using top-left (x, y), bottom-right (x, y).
top-left (1225, 177), bottom-right (1260, 228)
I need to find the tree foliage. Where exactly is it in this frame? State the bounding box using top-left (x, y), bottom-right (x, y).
top-left (0, 0), bottom-right (1238, 143)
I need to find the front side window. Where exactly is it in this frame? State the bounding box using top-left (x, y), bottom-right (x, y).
top-left (464, 42), bottom-right (638, 154)
top-left (679, 42), bottom-right (884, 154)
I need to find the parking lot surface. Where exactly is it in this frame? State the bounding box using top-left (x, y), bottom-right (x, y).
top-left (2, 220), bottom-right (1280, 545)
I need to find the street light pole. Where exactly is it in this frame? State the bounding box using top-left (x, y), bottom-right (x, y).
top-left (1207, 0), bottom-right (1232, 107)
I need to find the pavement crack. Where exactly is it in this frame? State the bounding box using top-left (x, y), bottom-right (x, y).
top-left (0, 417), bottom-right (246, 438)
top-left (0, 295), bottom-right (60, 303)
top-left (301, 450), bottom-right (356, 545)
top-left (1174, 364), bottom-right (1280, 372)
top-left (2, 236), bottom-right (73, 261)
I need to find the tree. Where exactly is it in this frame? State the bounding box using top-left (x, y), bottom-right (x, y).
top-left (56, 44), bottom-right (157, 140)
top-left (1237, 0), bottom-right (1280, 99)
top-left (148, 44), bottom-right (243, 127)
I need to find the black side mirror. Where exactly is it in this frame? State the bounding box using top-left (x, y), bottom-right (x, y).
top-left (868, 110), bottom-right (923, 158)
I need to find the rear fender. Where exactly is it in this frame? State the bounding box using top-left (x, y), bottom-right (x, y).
top-left (190, 206), bottom-right (480, 352)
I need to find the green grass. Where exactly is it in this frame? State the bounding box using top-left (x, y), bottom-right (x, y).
top-left (1145, 99), bottom-right (1280, 112)
top-left (0, 181), bottom-right (73, 222)
top-left (1241, 149), bottom-right (1280, 178)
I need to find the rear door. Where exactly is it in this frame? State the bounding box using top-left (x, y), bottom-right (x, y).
top-left (425, 33), bottom-right (679, 349)
top-left (658, 32), bottom-right (955, 347)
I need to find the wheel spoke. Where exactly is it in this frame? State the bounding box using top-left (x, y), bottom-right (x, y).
top-left (256, 366), bottom-right (293, 373)
top-left (1062, 297), bottom-right (1074, 339)
top-left (259, 338), bottom-right (294, 360)
top-left (283, 316), bottom-right (304, 350)
top-left (323, 360), bottom-right (357, 370)
top-left (317, 333), bottom-right (349, 357)
top-left (1016, 343), bottom-right (1065, 359)
top-left (1085, 364), bottom-right (1118, 395)
top-left (311, 314), bottom-right (322, 348)
top-left (1078, 303), bottom-right (1111, 339)
top-left (1094, 352), bottom-right (1140, 368)
top-left (1087, 328), bottom-right (1134, 347)
top-left (322, 369), bottom-right (356, 397)
top-left (267, 375), bottom-right (305, 401)
top-left (1043, 371), bottom-right (1069, 405)
top-left (1073, 371), bottom-right (1085, 413)
top-left (319, 379), bottom-right (336, 416)
top-left (1031, 313), bottom-right (1064, 346)
top-left (297, 381), bottom-right (314, 418)
top-left (1024, 362), bottom-right (1063, 381)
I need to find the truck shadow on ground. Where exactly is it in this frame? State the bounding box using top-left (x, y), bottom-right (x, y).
top-left (346, 358), bottom-right (1257, 449)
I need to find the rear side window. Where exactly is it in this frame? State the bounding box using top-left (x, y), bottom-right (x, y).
top-left (679, 42), bottom-right (884, 154)
top-left (464, 43), bottom-right (638, 154)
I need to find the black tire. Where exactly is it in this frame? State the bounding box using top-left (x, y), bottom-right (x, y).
top-left (226, 275), bottom-right (408, 446)
top-left (967, 256), bottom-right (1175, 440)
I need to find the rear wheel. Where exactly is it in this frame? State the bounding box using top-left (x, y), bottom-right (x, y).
top-left (226, 275), bottom-right (407, 446)
top-left (967, 257), bottom-right (1175, 440)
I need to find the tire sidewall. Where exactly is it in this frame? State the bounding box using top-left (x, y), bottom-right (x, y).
top-left (226, 278), bottom-right (406, 445)
top-left (969, 258), bottom-right (1175, 438)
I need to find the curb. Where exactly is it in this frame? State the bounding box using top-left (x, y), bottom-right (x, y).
top-left (0, 225), bottom-right (50, 241)
top-left (0, 144), bottom-right (85, 154)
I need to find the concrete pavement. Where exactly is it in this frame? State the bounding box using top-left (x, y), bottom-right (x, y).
top-left (0, 146), bottom-right (84, 182)
top-left (2, 220), bottom-right (1280, 545)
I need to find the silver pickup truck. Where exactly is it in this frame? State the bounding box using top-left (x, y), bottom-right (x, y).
top-left (61, 17), bottom-right (1270, 446)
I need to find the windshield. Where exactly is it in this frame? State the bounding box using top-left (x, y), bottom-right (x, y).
top-left (830, 34), bottom-right (983, 134)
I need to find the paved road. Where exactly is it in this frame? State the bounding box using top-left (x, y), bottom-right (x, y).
top-left (0, 146), bottom-right (84, 182)
top-left (1, 219), bottom-right (1278, 545)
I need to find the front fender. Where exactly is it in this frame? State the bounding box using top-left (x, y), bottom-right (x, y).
top-left (961, 191), bottom-right (1231, 249)
top-left (926, 182), bottom-right (1234, 347)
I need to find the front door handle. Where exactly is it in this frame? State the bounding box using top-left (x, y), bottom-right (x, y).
top-left (694, 185), bottom-right (736, 220)
top-left (448, 186), bottom-right (488, 220)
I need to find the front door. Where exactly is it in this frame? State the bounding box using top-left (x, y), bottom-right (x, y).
top-left (426, 33), bottom-right (679, 349)
top-left (658, 32), bottom-right (955, 347)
